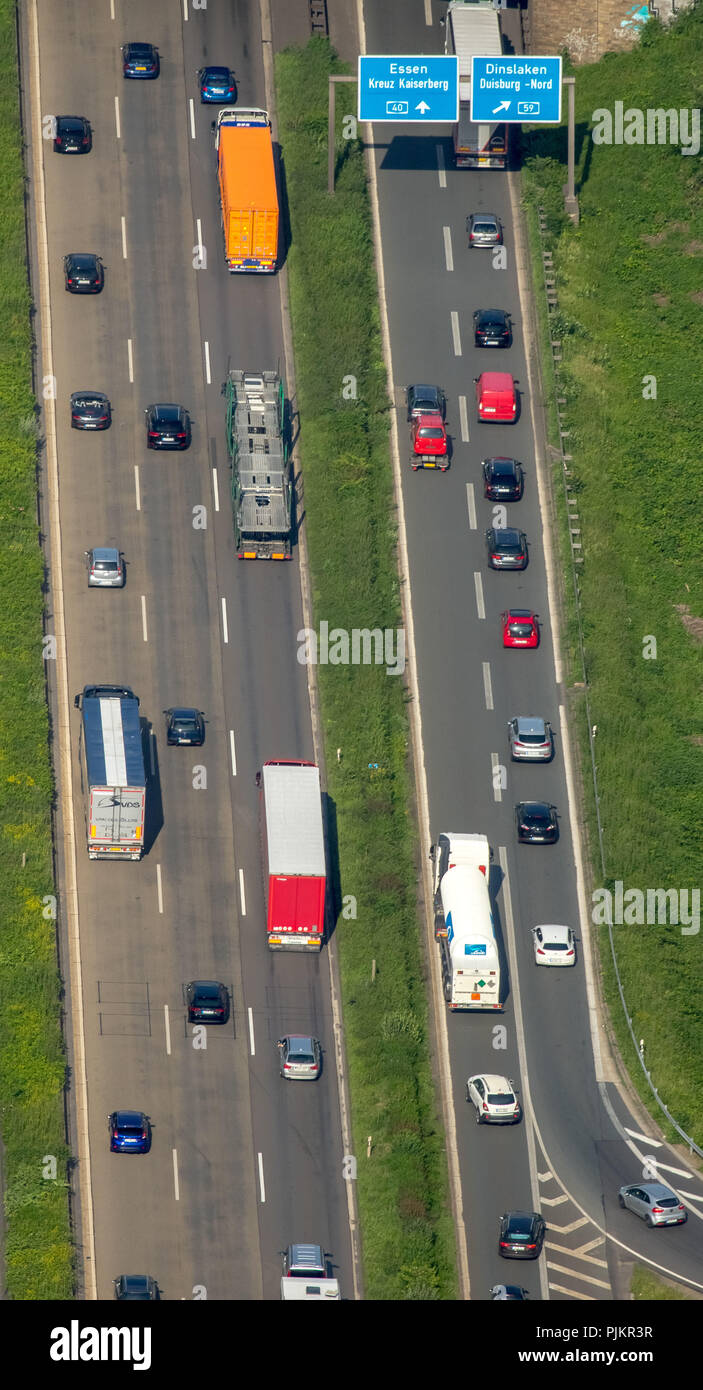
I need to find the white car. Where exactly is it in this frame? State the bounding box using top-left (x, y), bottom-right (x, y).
top-left (532, 923), bottom-right (576, 966)
top-left (466, 1074), bottom-right (521, 1124)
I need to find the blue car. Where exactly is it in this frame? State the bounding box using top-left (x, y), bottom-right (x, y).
top-left (198, 66), bottom-right (236, 104)
top-left (109, 1110), bottom-right (151, 1153)
top-left (122, 43), bottom-right (159, 79)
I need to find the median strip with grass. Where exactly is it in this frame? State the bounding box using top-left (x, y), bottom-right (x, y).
top-left (0, 0), bottom-right (72, 1297)
top-left (520, 8), bottom-right (703, 1144)
top-left (276, 37), bottom-right (457, 1300)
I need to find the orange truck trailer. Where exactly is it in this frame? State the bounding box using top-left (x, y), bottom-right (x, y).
top-left (214, 107), bottom-right (278, 273)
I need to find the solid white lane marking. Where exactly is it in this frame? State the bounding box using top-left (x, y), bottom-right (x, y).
top-left (172, 1149), bottom-right (180, 1201)
top-left (424, 0), bottom-right (432, 24)
top-left (212, 466), bottom-right (220, 512)
top-left (221, 596), bottom-right (229, 644)
top-left (110, 0), bottom-right (115, 20)
top-left (474, 571), bottom-right (485, 620)
top-left (443, 226), bottom-right (453, 272)
top-left (189, 97), bottom-right (196, 140)
top-left (229, 729), bottom-right (237, 776)
top-left (248, 1006), bottom-right (255, 1056)
top-left (141, 595), bottom-right (148, 642)
top-left (436, 143), bottom-right (446, 189)
top-left (491, 752), bottom-right (501, 803)
top-left (156, 863), bottom-right (164, 915)
top-left (482, 661), bottom-right (493, 710)
top-left (624, 1128), bottom-right (662, 1147)
top-left (114, 95), bottom-right (120, 139)
top-left (204, 339), bottom-right (211, 385)
top-left (196, 217), bottom-right (203, 258)
top-left (459, 394), bottom-right (469, 442)
top-left (548, 1281), bottom-right (594, 1301)
top-left (451, 310), bottom-right (461, 356)
top-left (465, 482), bottom-right (476, 530)
top-left (545, 1260), bottom-right (610, 1290)
top-left (239, 869), bottom-right (246, 916)
top-left (164, 1004), bottom-right (171, 1057)
top-left (127, 338), bottom-right (134, 382)
top-left (134, 465), bottom-right (141, 511)
top-left (121, 215), bottom-right (127, 259)
top-left (257, 1152), bottom-right (266, 1202)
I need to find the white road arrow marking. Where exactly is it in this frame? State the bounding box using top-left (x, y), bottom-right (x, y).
top-left (624, 1127), bottom-right (662, 1147)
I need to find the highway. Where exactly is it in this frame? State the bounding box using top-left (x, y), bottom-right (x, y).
top-left (363, 0), bottom-right (703, 1300)
top-left (25, 0), bottom-right (351, 1300)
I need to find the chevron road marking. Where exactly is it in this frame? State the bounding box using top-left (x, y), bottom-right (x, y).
top-left (545, 1216), bottom-right (589, 1235)
top-left (548, 1281), bottom-right (595, 1300)
top-left (546, 1260), bottom-right (611, 1290)
top-left (540, 1193), bottom-right (569, 1207)
top-left (546, 1241), bottom-right (608, 1269)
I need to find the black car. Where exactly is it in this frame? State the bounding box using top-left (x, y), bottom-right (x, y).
top-left (515, 801), bottom-right (559, 845)
top-left (199, 66), bottom-right (237, 103)
top-left (499, 1211), bottom-right (546, 1260)
top-left (485, 526), bottom-right (528, 571)
top-left (483, 456), bottom-right (524, 502)
top-left (114, 1275), bottom-right (158, 1301)
top-left (474, 308), bottom-right (512, 348)
top-left (122, 42), bottom-right (160, 79)
top-left (146, 404), bottom-right (191, 449)
top-left (406, 383), bottom-right (446, 421)
top-left (164, 707), bottom-right (205, 745)
top-left (64, 253), bottom-right (104, 294)
top-left (186, 981), bottom-right (229, 1024)
top-left (54, 115), bottom-right (91, 153)
top-left (71, 391), bottom-right (111, 430)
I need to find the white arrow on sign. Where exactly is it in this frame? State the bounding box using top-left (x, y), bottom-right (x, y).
top-left (416, 101), bottom-right (430, 114)
top-left (492, 100), bottom-right (511, 115)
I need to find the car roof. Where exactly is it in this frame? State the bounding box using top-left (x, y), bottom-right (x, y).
top-left (191, 979), bottom-right (223, 993)
top-left (125, 42), bottom-right (155, 53)
top-left (285, 1034), bottom-right (315, 1052)
top-left (170, 707), bottom-right (199, 718)
top-left (478, 371), bottom-right (514, 389)
top-left (119, 1275), bottom-right (151, 1289)
top-left (58, 115), bottom-right (86, 125)
top-left (486, 456), bottom-right (519, 469)
top-left (491, 527), bottom-right (522, 542)
top-left (416, 412), bottom-right (443, 426)
top-left (635, 1182), bottom-right (679, 1199)
top-left (515, 716), bottom-right (547, 735)
top-left (72, 390), bottom-right (107, 401)
top-left (535, 923), bottom-right (571, 942)
top-left (474, 1073), bottom-right (513, 1091)
top-left (409, 383), bottom-right (440, 397)
top-left (471, 212), bottom-right (499, 224)
top-left (114, 1110), bottom-right (144, 1124)
top-left (152, 403), bottom-right (183, 414)
top-left (91, 547), bottom-right (120, 562)
top-left (204, 66), bottom-right (232, 77)
top-left (505, 1210), bottom-right (540, 1225)
top-left (476, 308), bottom-right (507, 317)
top-left (506, 609), bottom-right (534, 619)
top-left (520, 800), bottom-right (552, 813)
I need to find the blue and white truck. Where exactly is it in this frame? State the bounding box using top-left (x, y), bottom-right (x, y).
top-left (74, 684), bottom-right (146, 860)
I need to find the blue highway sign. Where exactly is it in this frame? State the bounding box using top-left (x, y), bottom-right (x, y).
top-left (470, 55), bottom-right (562, 125)
top-left (358, 55), bottom-right (458, 123)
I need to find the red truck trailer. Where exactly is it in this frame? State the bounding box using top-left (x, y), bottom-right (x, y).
top-left (261, 760), bottom-right (326, 950)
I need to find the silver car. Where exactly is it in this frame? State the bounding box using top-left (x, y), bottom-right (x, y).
top-left (467, 212), bottom-right (503, 248)
top-left (277, 1034), bottom-right (321, 1080)
top-left (85, 546), bottom-right (124, 588)
top-left (618, 1182), bottom-right (687, 1228)
top-left (508, 716), bottom-right (553, 762)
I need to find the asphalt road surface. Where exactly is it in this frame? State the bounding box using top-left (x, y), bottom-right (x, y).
top-left (25, 0), bottom-right (351, 1301)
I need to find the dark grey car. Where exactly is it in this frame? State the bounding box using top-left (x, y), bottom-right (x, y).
top-left (71, 391), bottom-right (111, 429)
top-left (486, 526), bottom-right (528, 570)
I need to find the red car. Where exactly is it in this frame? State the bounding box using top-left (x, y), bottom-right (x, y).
top-left (410, 412), bottom-right (448, 470)
top-left (475, 371), bottom-right (518, 423)
top-left (501, 609), bottom-right (539, 649)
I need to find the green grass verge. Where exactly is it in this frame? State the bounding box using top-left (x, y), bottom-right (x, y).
top-left (632, 1265), bottom-right (699, 1300)
top-left (0, 0), bottom-right (72, 1296)
top-left (520, 8), bottom-right (703, 1146)
top-left (275, 37), bottom-right (457, 1299)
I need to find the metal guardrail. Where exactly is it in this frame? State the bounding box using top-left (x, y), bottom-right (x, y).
top-left (535, 205), bottom-right (703, 1160)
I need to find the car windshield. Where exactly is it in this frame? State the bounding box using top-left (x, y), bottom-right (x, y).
top-left (518, 732), bottom-right (545, 744)
top-left (474, 221), bottom-right (496, 232)
top-left (508, 1219), bottom-right (533, 1236)
top-left (546, 940), bottom-right (568, 950)
top-left (291, 1053), bottom-right (315, 1065)
top-left (175, 718), bottom-right (197, 729)
top-left (657, 1197), bottom-right (678, 1207)
top-left (94, 562), bottom-right (117, 572)
top-left (527, 809), bottom-right (549, 822)
top-left (419, 428), bottom-right (443, 440)
top-left (498, 542), bottom-right (521, 553)
top-left (487, 1091), bottom-right (514, 1105)
top-left (510, 624), bottom-right (533, 636)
